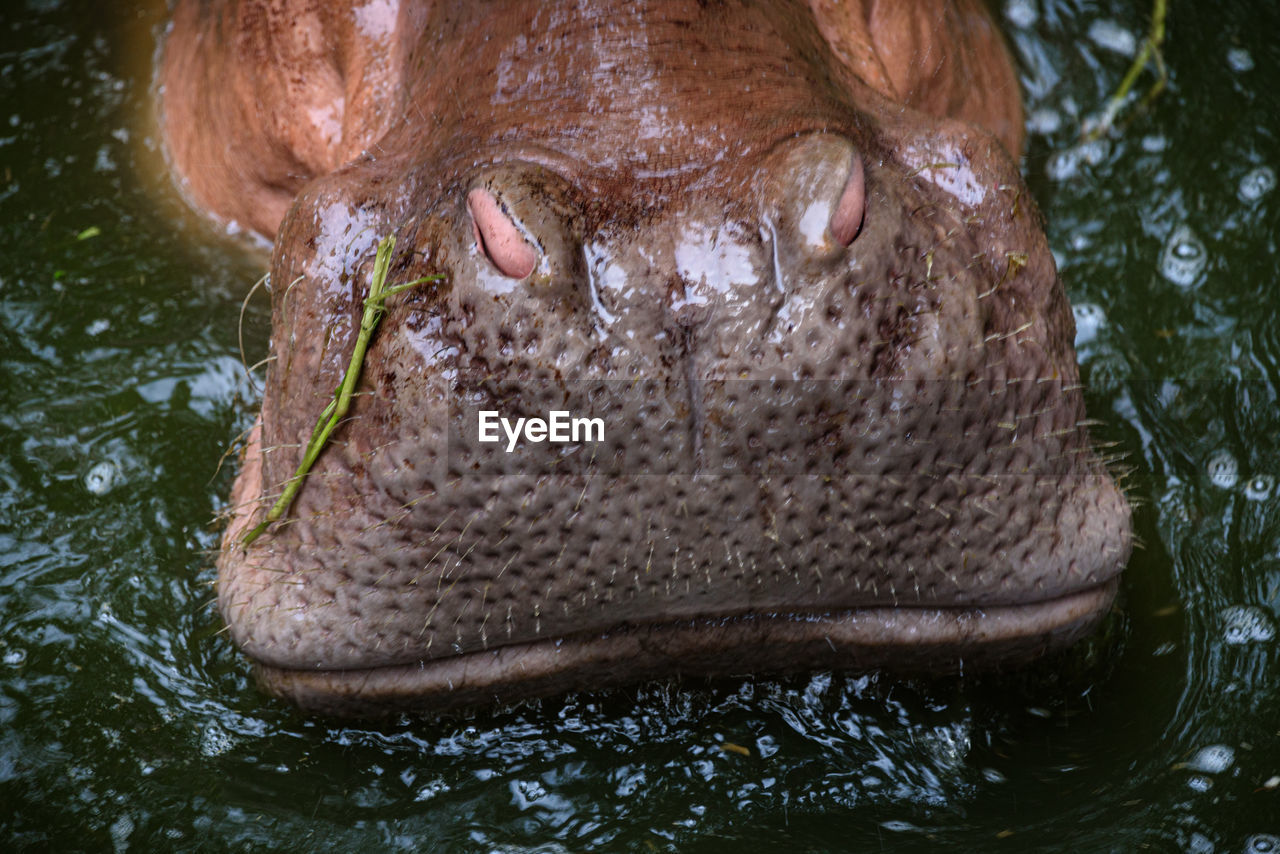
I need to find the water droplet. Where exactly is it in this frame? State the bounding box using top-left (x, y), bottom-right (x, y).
top-left (1160, 225), bottom-right (1208, 288)
top-left (1247, 834), bottom-right (1280, 854)
top-left (1004, 0), bottom-right (1037, 29)
top-left (982, 767), bottom-right (1007, 783)
top-left (1072, 302), bottom-right (1106, 345)
top-left (1186, 744), bottom-right (1234, 774)
top-left (84, 460), bottom-right (120, 496)
top-left (1227, 47), bottom-right (1255, 73)
top-left (1206, 450), bottom-right (1238, 489)
top-left (1238, 166), bottom-right (1276, 204)
top-left (86, 318), bottom-right (110, 336)
top-left (1221, 604), bottom-right (1276, 644)
top-left (1245, 474), bottom-right (1275, 501)
top-left (3, 647), bottom-right (27, 667)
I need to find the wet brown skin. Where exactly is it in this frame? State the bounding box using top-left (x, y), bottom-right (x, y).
top-left (160, 0), bottom-right (1132, 716)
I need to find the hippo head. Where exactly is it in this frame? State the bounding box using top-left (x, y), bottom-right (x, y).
top-left (209, 1), bottom-right (1131, 715)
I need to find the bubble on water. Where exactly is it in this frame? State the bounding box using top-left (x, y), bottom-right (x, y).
top-left (1160, 225), bottom-right (1208, 288)
top-left (1221, 604), bottom-right (1276, 644)
top-left (1247, 834), bottom-right (1280, 854)
top-left (1072, 302), bottom-right (1106, 345)
top-left (1238, 166), bottom-right (1276, 204)
top-left (1088, 19), bottom-right (1137, 56)
top-left (85, 318), bottom-right (110, 336)
top-left (84, 460), bottom-right (121, 496)
top-left (1186, 744), bottom-right (1234, 774)
top-left (1245, 474), bottom-right (1275, 501)
top-left (1026, 108), bottom-right (1061, 136)
top-left (414, 777), bottom-right (450, 802)
top-left (1205, 450), bottom-right (1239, 489)
top-left (3, 647), bottom-right (27, 667)
top-left (199, 722), bottom-right (237, 757)
top-left (1186, 774), bottom-right (1213, 792)
top-left (1227, 47), bottom-right (1255, 73)
top-left (1004, 0), bottom-right (1037, 29)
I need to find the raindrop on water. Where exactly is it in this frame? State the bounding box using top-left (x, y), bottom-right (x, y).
top-left (1072, 302), bottom-right (1106, 346)
top-left (1238, 166), bottom-right (1276, 204)
top-left (1247, 834), bottom-right (1280, 854)
top-left (84, 460), bottom-right (120, 496)
top-left (1160, 225), bottom-right (1208, 288)
top-left (1227, 47), bottom-right (1255, 73)
top-left (1244, 474), bottom-right (1275, 501)
top-left (1205, 450), bottom-right (1239, 489)
top-left (1186, 744), bottom-right (1234, 774)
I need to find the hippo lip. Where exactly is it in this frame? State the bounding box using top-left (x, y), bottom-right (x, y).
top-left (249, 578), bottom-right (1119, 716)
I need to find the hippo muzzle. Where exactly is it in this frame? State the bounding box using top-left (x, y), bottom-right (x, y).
top-left (164, 0), bottom-right (1131, 715)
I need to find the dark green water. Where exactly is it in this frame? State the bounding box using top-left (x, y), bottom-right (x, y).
top-left (2, 0), bottom-right (1278, 850)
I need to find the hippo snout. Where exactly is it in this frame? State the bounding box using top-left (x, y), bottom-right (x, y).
top-left (162, 0), bottom-right (1132, 715)
top-left (214, 125), bottom-right (1129, 715)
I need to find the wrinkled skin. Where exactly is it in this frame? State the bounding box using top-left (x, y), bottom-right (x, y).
top-left (160, 0), bottom-right (1132, 716)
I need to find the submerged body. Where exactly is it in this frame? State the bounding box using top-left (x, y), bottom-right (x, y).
top-left (160, 0), bottom-right (1131, 715)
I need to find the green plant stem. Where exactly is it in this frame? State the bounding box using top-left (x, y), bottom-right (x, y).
top-left (1085, 0), bottom-right (1168, 141)
top-left (241, 234), bottom-right (441, 546)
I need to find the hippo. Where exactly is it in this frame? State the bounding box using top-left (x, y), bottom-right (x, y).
top-left (159, 0), bottom-right (1132, 716)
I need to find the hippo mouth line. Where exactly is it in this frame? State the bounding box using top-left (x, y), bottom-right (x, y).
top-left (250, 579), bottom-right (1118, 715)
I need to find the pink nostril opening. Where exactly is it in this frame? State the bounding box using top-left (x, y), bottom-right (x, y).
top-left (829, 157), bottom-right (865, 246)
top-left (467, 188), bottom-right (537, 279)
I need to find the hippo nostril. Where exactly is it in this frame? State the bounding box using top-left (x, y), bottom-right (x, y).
top-left (761, 134), bottom-right (867, 261)
top-left (829, 156), bottom-right (865, 246)
top-left (467, 187), bottom-right (537, 279)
